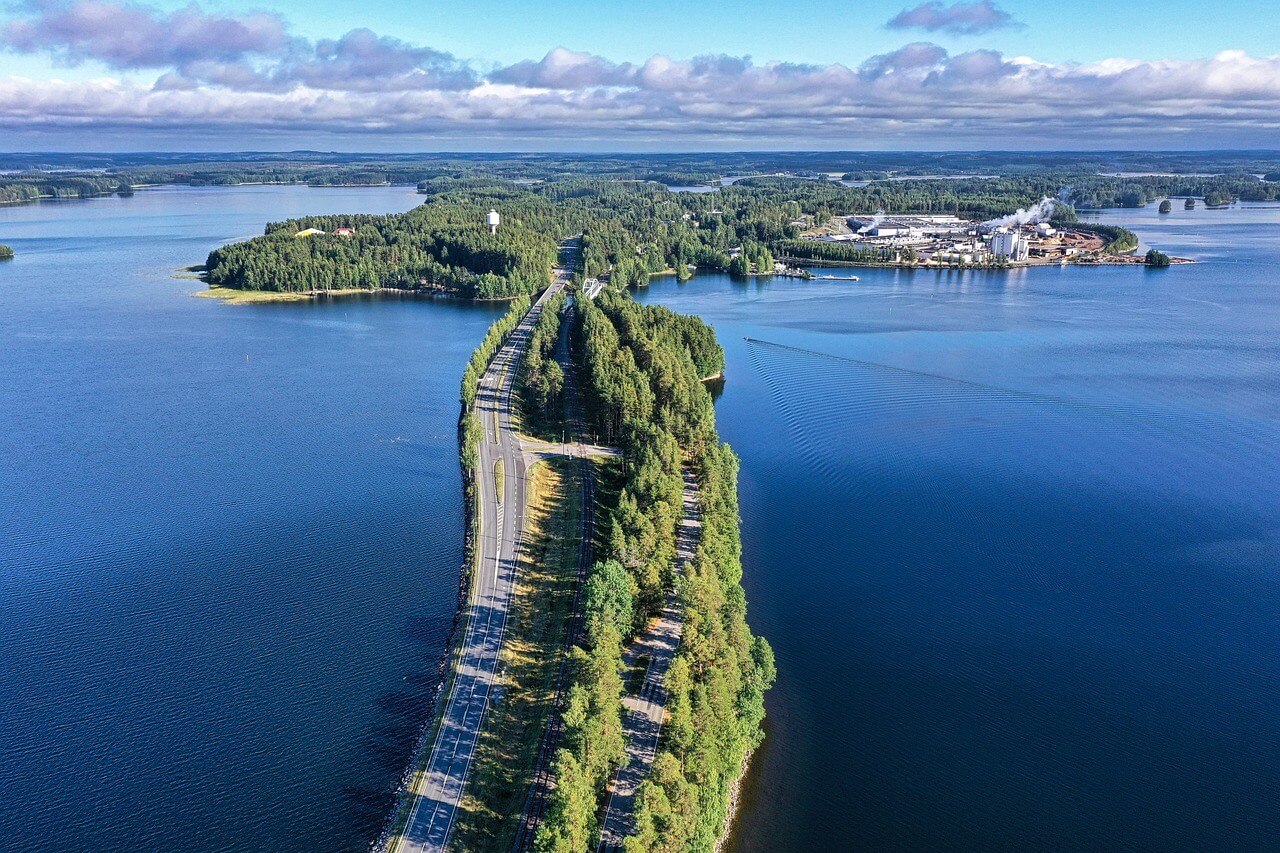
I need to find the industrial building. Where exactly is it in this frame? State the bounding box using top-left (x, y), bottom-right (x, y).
top-left (801, 210), bottom-right (1112, 268)
top-left (848, 213), bottom-right (970, 238)
top-left (990, 228), bottom-right (1030, 261)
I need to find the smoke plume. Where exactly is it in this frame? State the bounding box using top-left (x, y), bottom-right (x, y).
top-left (983, 196), bottom-right (1055, 228)
top-left (859, 209), bottom-right (887, 233)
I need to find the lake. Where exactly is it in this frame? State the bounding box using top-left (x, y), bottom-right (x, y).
top-left (3, 188), bottom-right (1279, 851)
top-left (0, 186), bottom-right (508, 851)
top-left (634, 202), bottom-right (1280, 850)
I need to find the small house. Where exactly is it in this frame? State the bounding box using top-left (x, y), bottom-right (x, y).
top-left (332, 227), bottom-right (356, 237)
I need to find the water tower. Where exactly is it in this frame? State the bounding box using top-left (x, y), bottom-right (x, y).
top-left (486, 209), bottom-right (500, 234)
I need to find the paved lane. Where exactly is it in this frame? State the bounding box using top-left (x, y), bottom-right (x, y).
top-left (597, 471), bottom-right (701, 851)
top-left (392, 269), bottom-right (570, 853)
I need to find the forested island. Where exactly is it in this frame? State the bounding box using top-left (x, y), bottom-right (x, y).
top-left (203, 165), bottom-right (1195, 299)
top-left (0, 244), bottom-right (13, 260)
top-left (202, 178), bottom-right (787, 298)
top-left (6, 149), bottom-right (1279, 214)
top-left (4, 149), bottom-right (1280, 201)
top-left (3, 149), bottom-right (1269, 287)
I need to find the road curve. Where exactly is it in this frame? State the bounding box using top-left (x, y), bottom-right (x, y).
top-left (392, 268), bottom-right (570, 853)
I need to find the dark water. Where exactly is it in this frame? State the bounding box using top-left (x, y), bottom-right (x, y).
top-left (5, 190), bottom-right (1280, 852)
top-left (0, 186), bottom-right (508, 852)
top-left (634, 203), bottom-right (1280, 850)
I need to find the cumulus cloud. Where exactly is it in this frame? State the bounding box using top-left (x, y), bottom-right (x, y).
top-left (0, 0), bottom-right (474, 92)
top-left (1, 5), bottom-right (1280, 148)
top-left (859, 42), bottom-right (948, 78)
top-left (492, 47), bottom-right (637, 89)
top-left (1, 0), bottom-right (289, 67)
top-left (276, 29), bottom-right (477, 91)
top-left (887, 1), bottom-right (1021, 35)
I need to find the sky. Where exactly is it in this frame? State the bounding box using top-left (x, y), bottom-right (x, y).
top-left (1, 0), bottom-right (1278, 151)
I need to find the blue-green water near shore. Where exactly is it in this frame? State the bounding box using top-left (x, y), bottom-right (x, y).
top-left (3, 188), bottom-right (1280, 851)
top-left (634, 202), bottom-right (1280, 850)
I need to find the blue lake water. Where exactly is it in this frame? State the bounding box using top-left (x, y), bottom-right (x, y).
top-left (634, 202), bottom-right (1280, 850)
top-left (3, 188), bottom-right (1280, 851)
top-left (0, 186), bottom-right (507, 852)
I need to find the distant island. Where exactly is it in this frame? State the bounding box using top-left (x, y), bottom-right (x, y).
top-left (199, 164), bottom-right (1212, 302)
top-left (0, 244), bottom-right (13, 260)
top-left (4, 149), bottom-right (1280, 206)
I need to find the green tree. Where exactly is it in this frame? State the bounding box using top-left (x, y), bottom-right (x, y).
top-left (582, 559), bottom-right (635, 644)
top-left (533, 750), bottom-right (596, 852)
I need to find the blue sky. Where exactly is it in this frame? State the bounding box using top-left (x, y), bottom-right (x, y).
top-left (270, 0), bottom-right (1280, 67)
top-left (2, 0), bottom-right (1279, 150)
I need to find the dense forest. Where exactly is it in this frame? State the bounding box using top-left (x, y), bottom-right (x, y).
top-left (1060, 172), bottom-right (1280, 207)
top-left (533, 291), bottom-right (770, 851)
top-left (204, 196), bottom-right (559, 298)
top-left (0, 174), bottom-right (133, 204)
top-left (518, 289), bottom-right (569, 430)
top-left (200, 178), bottom-right (741, 297)
top-left (5, 148), bottom-right (1279, 182)
top-left (7, 149), bottom-right (1278, 212)
top-left (203, 169), bottom-right (1194, 297)
top-left (6, 151), bottom-right (1271, 294)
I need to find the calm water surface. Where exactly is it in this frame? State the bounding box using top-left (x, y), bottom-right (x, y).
top-left (0, 186), bottom-right (506, 852)
top-left (5, 189), bottom-right (1280, 851)
top-left (635, 202), bottom-right (1280, 850)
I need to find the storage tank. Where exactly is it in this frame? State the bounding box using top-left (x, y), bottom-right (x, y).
top-left (486, 209), bottom-right (500, 234)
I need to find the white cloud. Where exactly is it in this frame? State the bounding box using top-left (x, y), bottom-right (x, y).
top-left (887, 1), bottom-right (1021, 36)
top-left (3, 4), bottom-right (1280, 148)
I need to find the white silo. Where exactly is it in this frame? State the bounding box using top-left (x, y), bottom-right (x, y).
top-left (486, 209), bottom-right (500, 234)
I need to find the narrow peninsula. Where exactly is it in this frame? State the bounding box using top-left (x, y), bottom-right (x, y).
top-left (194, 159), bottom-right (1220, 851)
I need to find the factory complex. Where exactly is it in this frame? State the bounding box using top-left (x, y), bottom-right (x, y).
top-left (807, 212), bottom-right (1110, 267)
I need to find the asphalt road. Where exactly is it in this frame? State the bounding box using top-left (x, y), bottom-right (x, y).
top-left (393, 268), bottom-right (571, 853)
top-left (597, 470), bottom-right (701, 851)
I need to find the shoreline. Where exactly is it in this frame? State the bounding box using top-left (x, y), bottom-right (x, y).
top-left (716, 747), bottom-right (756, 853)
top-left (0, 180), bottom-right (420, 207)
top-left (191, 284), bottom-right (527, 305)
top-left (377, 286), bottom-right (553, 851)
top-left (184, 265), bottom-right (534, 305)
top-left (374, 408), bottom-right (481, 852)
top-left (778, 254), bottom-right (1194, 272)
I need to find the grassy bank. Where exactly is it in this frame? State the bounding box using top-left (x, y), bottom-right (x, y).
top-left (452, 457), bottom-right (586, 850)
top-left (195, 286), bottom-right (314, 304)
